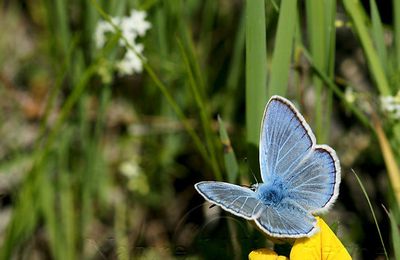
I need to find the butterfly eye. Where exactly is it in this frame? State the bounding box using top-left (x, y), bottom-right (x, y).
top-left (250, 183), bottom-right (258, 191)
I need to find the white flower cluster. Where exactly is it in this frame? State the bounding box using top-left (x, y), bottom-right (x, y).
top-left (344, 87), bottom-right (356, 104)
top-left (381, 93), bottom-right (400, 120)
top-left (94, 10), bottom-right (151, 75)
top-left (119, 159), bottom-right (149, 195)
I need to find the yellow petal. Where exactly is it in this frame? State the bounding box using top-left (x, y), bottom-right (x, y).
top-left (290, 217), bottom-right (351, 260)
top-left (248, 248), bottom-right (289, 260)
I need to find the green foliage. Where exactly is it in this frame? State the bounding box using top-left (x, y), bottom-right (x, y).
top-left (0, 0), bottom-right (400, 259)
top-left (245, 0), bottom-right (267, 176)
top-left (268, 0), bottom-right (297, 99)
top-left (386, 208), bottom-right (400, 260)
top-left (353, 170), bottom-right (389, 260)
top-left (218, 116), bottom-right (238, 183)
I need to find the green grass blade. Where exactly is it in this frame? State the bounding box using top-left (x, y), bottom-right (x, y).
top-left (302, 48), bottom-right (371, 129)
top-left (47, 65), bottom-right (98, 147)
top-left (38, 37), bottom-right (79, 142)
top-left (41, 129), bottom-right (75, 260)
top-left (224, 11), bottom-right (245, 119)
top-left (306, 0), bottom-right (326, 142)
top-left (372, 116), bottom-right (400, 207)
top-left (342, 0), bottom-right (391, 95)
top-left (199, 0), bottom-right (218, 74)
top-left (59, 172), bottom-right (75, 260)
top-left (325, 0), bottom-right (336, 143)
top-left (177, 1), bottom-right (207, 96)
top-left (54, 0), bottom-right (71, 56)
top-left (141, 61), bottom-right (212, 169)
top-left (178, 39), bottom-right (222, 180)
top-left (246, 0), bottom-right (267, 174)
top-left (370, 0), bottom-right (387, 73)
top-left (0, 173), bottom-right (39, 259)
top-left (352, 170), bottom-right (389, 260)
top-left (218, 116), bottom-right (239, 183)
top-left (325, 0), bottom-right (336, 77)
top-left (155, 3), bottom-right (168, 59)
top-left (42, 0), bottom-right (71, 59)
top-left (390, 212), bottom-right (400, 259)
top-left (40, 171), bottom-right (58, 258)
top-left (115, 197), bottom-right (129, 260)
top-left (268, 0), bottom-right (297, 97)
top-left (383, 206), bottom-right (400, 260)
top-left (394, 0), bottom-right (400, 72)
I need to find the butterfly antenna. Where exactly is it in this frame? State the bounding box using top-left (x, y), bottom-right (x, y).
top-left (241, 157), bottom-right (259, 190)
top-left (249, 167), bottom-right (260, 191)
top-left (249, 167), bottom-right (259, 185)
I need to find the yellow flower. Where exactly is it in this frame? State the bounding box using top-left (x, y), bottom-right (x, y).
top-left (249, 217), bottom-right (351, 260)
top-left (249, 248), bottom-right (288, 260)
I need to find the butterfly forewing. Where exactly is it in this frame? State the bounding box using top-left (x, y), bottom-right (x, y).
top-left (259, 97), bottom-right (314, 183)
top-left (259, 96), bottom-right (340, 212)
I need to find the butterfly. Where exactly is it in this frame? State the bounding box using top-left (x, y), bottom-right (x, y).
top-left (195, 95), bottom-right (341, 238)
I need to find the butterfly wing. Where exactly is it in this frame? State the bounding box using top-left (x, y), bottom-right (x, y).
top-left (260, 96), bottom-right (315, 182)
top-left (285, 145), bottom-right (340, 213)
top-left (259, 96), bottom-right (340, 213)
top-left (254, 199), bottom-right (317, 238)
top-left (195, 181), bottom-right (264, 219)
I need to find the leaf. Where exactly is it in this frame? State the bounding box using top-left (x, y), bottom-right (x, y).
top-left (218, 116), bottom-right (239, 183)
top-left (342, 0), bottom-right (391, 95)
top-left (268, 0), bottom-right (298, 97)
top-left (370, 0), bottom-right (387, 73)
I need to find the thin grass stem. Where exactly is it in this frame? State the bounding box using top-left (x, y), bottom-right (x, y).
top-left (352, 170), bottom-right (389, 260)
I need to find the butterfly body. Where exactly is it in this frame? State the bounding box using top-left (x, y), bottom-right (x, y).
top-left (256, 180), bottom-right (286, 207)
top-left (195, 95), bottom-right (341, 238)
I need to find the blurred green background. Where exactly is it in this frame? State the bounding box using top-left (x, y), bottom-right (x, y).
top-left (0, 0), bottom-right (400, 259)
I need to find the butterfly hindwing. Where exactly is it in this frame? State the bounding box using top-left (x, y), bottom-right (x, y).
top-left (195, 181), bottom-right (264, 219)
top-left (285, 145), bottom-right (340, 213)
top-left (254, 199), bottom-right (317, 238)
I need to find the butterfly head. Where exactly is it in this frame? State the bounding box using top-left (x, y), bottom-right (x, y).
top-left (250, 183), bottom-right (259, 191)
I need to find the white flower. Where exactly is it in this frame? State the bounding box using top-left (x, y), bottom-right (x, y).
top-left (118, 17), bottom-right (138, 46)
top-left (116, 10), bottom-right (151, 46)
top-left (119, 159), bottom-right (149, 195)
top-left (344, 87), bottom-right (356, 104)
top-left (116, 47), bottom-right (144, 75)
top-left (127, 10), bottom-right (151, 36)
top-left (119, 160), bottom-right (140, 178)
top-left (94, 20), bottom-right (113, 48)
top-left (93, 9), bottom-right (151, 76)
top-left (381, 94), bottom-right (400, 120)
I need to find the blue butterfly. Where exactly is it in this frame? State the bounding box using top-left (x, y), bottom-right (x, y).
top-left (195, 95), bottom-right (341, 238)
